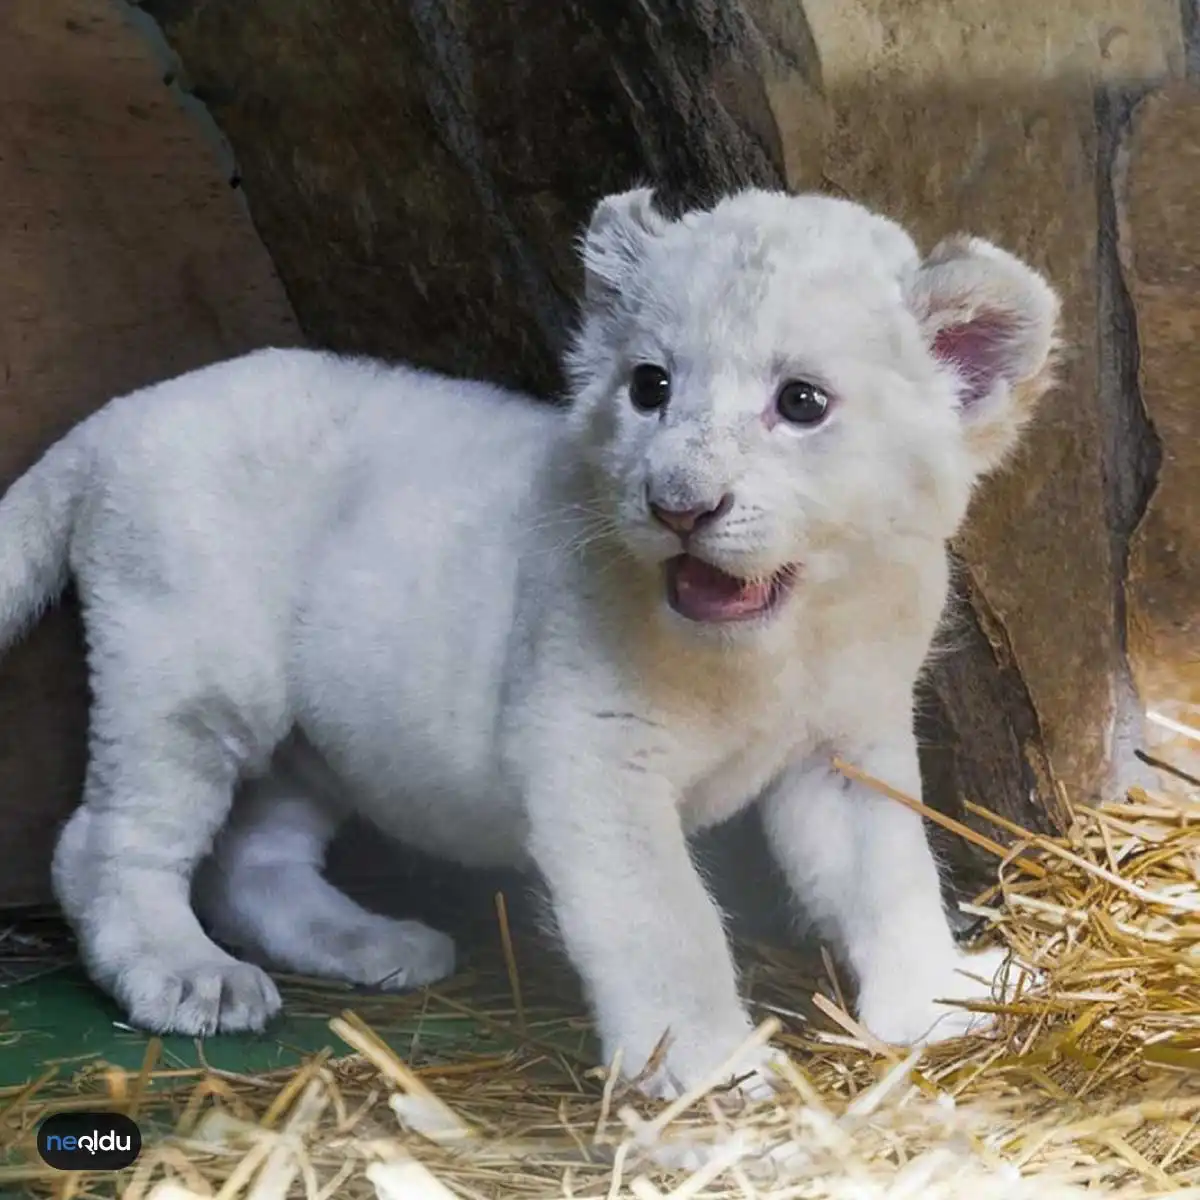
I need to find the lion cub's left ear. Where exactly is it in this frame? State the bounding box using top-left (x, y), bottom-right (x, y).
top-left (907, 236), bottom-right (1061, 476)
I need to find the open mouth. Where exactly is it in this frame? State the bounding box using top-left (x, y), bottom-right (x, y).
top-left (665, 555), bottom-right (798, 624)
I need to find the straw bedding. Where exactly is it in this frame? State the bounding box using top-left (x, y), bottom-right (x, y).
top-left (1, 729), bottom-right (1198, 1200)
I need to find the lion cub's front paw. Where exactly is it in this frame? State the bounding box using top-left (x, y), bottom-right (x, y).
top-left (115, 956), bottom-right (282, 1036)
top-left (856, 944), bottom-right (1012, 1047)
top-left (715, 1045), bottom-right (792, 1104)
top-left (620, 1028), bottom-right (789, 1104)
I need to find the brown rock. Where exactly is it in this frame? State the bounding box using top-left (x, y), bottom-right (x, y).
top-left (1117, 83), bottom-right (1200, 789)
top-left (0, 0), bottom-right (299, 906)
top-left (138, 0), bottom-right (792, 397)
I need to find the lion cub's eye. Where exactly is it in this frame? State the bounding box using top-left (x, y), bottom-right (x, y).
top-left (629, 364), bottom-right (672, 413)
top-left (776, 380), bottom-right (831, 427)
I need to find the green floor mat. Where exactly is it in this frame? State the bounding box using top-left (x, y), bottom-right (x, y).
top-left (0, 918), bottom-right (597, 1091)
top-left (2, 965), bottom-right (383, 1082)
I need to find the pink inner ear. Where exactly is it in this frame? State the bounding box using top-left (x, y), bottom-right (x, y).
top-left (932, 310), bottom-right (1016, 409)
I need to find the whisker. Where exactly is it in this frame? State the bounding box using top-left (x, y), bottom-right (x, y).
top-left (522, 509), bottom-right (612, 536)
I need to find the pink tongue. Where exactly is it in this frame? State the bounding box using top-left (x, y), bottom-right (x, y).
top-left (670, 556), bottom-right (772, 621)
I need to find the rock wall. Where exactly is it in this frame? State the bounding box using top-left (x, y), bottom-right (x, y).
top-left (1117, 82), bottom-right (1200, 793)
top-left (0, 0), bottom-right (1196, 910)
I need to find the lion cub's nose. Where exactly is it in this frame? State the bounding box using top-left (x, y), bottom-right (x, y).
top-left (648, 492), bottom-right (734, 537)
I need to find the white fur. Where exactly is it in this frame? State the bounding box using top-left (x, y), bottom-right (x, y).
top-left (0, 188), bottom-right (1059, 1096)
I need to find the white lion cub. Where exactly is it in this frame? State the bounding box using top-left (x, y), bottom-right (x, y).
top-left (0, 188), bottom-right (1058, 1097)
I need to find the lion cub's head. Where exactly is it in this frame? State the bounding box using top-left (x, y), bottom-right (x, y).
top-left (564, 187), bottom-right (1060, 630)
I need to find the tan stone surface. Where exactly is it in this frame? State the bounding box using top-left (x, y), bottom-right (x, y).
top-left (0, 0), bottom-right (300, 905)
top-left (799, 0), bottom-right (1184, 85)
top-left (1118, 84), bottom-right (1200, 790)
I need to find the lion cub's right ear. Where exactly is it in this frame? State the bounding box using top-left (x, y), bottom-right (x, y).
top-left (580, 188), bottom-right (669, 310)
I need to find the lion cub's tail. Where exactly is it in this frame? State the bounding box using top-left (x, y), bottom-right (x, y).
top-left (0, 427), bottom-right (89, 652)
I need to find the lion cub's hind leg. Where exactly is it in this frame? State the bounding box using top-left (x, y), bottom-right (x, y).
top-left (52, 604), bottom-right (291, 1037)
top-left (195, 776), bottom-right (457, 993)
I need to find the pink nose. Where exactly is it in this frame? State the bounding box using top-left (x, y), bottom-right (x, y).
top-left (649, 493), bottom-right (733, 536)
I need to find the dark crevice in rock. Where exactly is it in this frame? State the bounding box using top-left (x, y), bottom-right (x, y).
top-left (115, 1), bottom-right (243, 196)
top-left (1094, 86), bottom-right (1163, 792)
top-left (1183, 0), bottom-right (1200, 77)
top-left (1095, 87), bottom-right (1162, 641)
top-left (916, 556), bottom-right (1059, 912)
